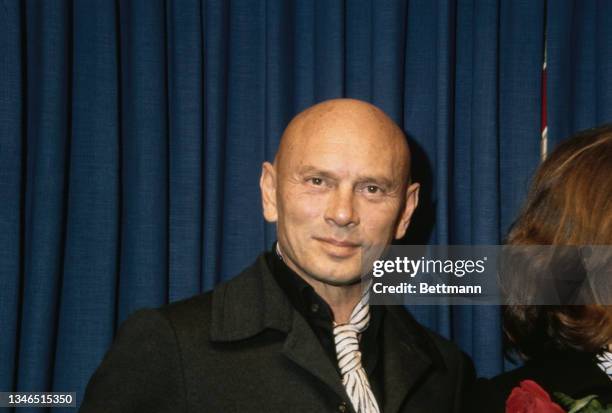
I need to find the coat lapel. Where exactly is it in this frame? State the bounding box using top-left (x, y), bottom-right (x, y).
top-left (382, 307), bottom-right (442, 413)
top-left (282, 311), bottom-right (348, 401)
top-left (210, 255), bottom-right (347, 400)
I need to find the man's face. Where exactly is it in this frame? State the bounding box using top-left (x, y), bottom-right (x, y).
top-left (261, 104), bottom-right (419, 286)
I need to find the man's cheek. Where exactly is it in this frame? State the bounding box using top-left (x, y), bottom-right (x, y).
top-left (362, 213), bottom-right (396, 242)
top-left (291, 198), bottom-right (325, 222)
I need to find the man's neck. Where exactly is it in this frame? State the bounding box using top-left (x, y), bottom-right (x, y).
top-left (276, 244), bottom-right (362, 324)
top-left (306, 279), bottom-right (362, 324)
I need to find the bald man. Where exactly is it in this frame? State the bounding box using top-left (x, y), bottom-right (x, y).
top-left (80, 99), bottom-right (474, 413)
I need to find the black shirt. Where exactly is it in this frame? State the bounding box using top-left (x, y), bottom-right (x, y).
top-left (265, 245), bottom-right (385, 404)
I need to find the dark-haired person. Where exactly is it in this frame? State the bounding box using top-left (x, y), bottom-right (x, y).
top-left (467, 125), bottom-right (612, 412)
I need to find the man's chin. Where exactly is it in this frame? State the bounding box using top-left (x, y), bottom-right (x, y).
top-left (307, 269), bottom-right (364, 287)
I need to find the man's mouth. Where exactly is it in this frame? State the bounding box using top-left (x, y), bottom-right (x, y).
top-left (314, 237), bottom-right (361, 257)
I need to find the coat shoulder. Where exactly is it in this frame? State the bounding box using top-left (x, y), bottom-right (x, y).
top-left (157, 257), bottom-right (263, 334)
top-left (158, 290), bottom-right (214, 331)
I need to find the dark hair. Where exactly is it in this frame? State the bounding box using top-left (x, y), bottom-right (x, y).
top-left (503, 124), bottom-right (612, 360)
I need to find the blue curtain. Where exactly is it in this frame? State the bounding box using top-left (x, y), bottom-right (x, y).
top-left (547, 0), bottom-right (612, 147)
top-left (1, 1), bottom-right (611, 411)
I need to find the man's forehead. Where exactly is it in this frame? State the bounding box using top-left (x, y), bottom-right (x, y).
top-left (296, 133), bottom-right (401, 163)
top-left (284, 135), bottom-right (407, 186)
top-left (275, 99), bottom-right (410, 180)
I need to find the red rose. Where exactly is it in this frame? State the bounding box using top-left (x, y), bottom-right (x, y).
top-left (506, 380), bottom-right (565, 413)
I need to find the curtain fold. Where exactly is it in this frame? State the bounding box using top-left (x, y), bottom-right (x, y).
top-left (201, 0), bottom-right (229, 291)
top-left (17, 2), bottom-right (72, 406)
top-left (220, 0), bottom-right (267, 280)
top-left (452, 0), bottom-right (504, 376)
top-left (117, 0), bottom-right (169, 325)
top-left (0, 0), bottom-right (24, 397)
top-left (52, 0), bottom-right (121, 403)
top-left (401, 0), bottom-right (455, 348)
top-left (547, 0), bottom-right (612, 148)
top-left (167, 0), bottom-right (203, 304)
top-left (1, 0), bottom-right (611, 408)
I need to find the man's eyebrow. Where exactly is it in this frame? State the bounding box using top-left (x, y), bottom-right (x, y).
top-left (297, 165), bottom-right (339, 179)
top-left (355, 175), bottom-right (394, 188)
top-left (297, 166), bottom-right (396, 188)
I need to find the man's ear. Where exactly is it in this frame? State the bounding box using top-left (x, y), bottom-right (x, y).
top-left (394, 182), bottom-right (420, 239)
top-left (260, 162), bottom-right (278, 222)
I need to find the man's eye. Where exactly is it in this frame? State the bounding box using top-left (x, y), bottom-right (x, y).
top-left (366, 185), bottom-right (381, 194)
top-left (309, 177), bottom-right (323, 186)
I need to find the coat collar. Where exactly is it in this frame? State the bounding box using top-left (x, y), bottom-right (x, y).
top-left (209, 255), bottom-right (348, 399)
top-left (210, 255), bottom-right (293, 341)
top-left (209, 254), bottom-right (445, 411)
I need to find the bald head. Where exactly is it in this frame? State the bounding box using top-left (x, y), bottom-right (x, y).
top-left (275, 99), bottom-right (411, 185)
top-left (259, 98), bottom-right (420, 288)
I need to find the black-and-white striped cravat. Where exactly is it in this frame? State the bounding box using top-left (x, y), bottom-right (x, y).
top-left (333, 284), bottom-right (380, 413)
top-left (597, 351), bottom-right (612, 380)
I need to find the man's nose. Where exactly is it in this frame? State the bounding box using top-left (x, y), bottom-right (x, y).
top-left (324, 186), bottom-right (359, 227)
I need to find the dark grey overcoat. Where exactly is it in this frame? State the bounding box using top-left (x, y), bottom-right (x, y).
top-left (80, 255), bottom-right (474, 412)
